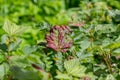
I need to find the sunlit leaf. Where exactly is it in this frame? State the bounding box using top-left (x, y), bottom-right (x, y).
top-left (106, 74), bottom-right (116, 80)
top-left (55, 70), bottom-right (70, 79)
top-left (3, 19), bottom-right (27, 36)
top-left (64, 59), bottom-right (86, 77)
top-left (104, 42), bottom-right (120, 50)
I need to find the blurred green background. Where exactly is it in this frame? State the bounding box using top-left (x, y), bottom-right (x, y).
top-left (0, 0), bottom-right (119, 25)
top-left (0, 0), bottom-right (120, 44)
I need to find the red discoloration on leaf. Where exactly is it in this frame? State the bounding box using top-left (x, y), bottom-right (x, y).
top-left (69, 21), bottom-right (85, 27)
top-left (32, 64), bottom-right (44, 72)
top-left (83, 76), bottom-right (91, 80)
top-left (45, 25), bottom-right (72, 53)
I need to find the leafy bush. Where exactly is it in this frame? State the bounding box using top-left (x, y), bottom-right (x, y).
top-left (0, 0), bottom-right (120, 80)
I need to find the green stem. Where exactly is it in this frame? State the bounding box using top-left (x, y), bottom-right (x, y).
top-left (103, 54), bottom-right (112, 73)
top-left (100, 47), bottom-right (112, 74)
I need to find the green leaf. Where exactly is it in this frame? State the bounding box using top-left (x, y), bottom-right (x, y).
top-left (42, 71), bottom-right (52, 80)
top-left (64, 59), bottom-right (86, 77)
top-left (80, 40), bottom-right (91, 50)
top-left (27, 54), bottom-right (45, 69)
top-left (85, 72), bottom-right (97, 80)
top-left (22, 45), bottom-right (37, 54)
top-left (3, 19), bottom-right (27, 36)
top-left (0, 64), bottom-right (5, 79)
top-left (55, 52), bottom-right (64, 72)
top-left (95, 24), bottom-right (116, 33)
top-left (1, 34), bottom-right (8, 44)
top-left (0, 53), bottom-right (5, 63)
top-left (9, 55), bottom-right (29, 68)
top-left (55, 70), bottom-right (71, 79)
top-left (106, 74), bottom-right (116, 80)
top-left (76, 52), bottom-right (93, 63)
top-left (11, 66), bottom-right (42, 80)
top-left (113, 48), bottom-right (120, 54)
top-left (9, 38), bottom-right (22, 52)
top-left (0, 63), bottom-right (9, 80)
top-left (104, 42), bottom-right (120, 50)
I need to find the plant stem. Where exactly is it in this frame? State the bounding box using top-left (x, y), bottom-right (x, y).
top-left (103, 54), bottom-right (112, 73)
top-left (100, 47), bottom-right (112, 74)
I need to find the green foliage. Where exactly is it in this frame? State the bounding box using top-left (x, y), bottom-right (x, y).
top-left (64, 59), bottom-right (86, 77)
top-left (3, 19), bottom-right (27, 36)
top-left (0, 0), bottom-right (120, 80)
top-left (0, 0), bottom-right (68, 25)
top-left (56, 59), bottom-right (86, 80)
top-left (106, 74), bottom-right (116, 80)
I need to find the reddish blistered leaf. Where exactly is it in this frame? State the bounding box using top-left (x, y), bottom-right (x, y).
top-left (45, 25), bottom-right (72, 53)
